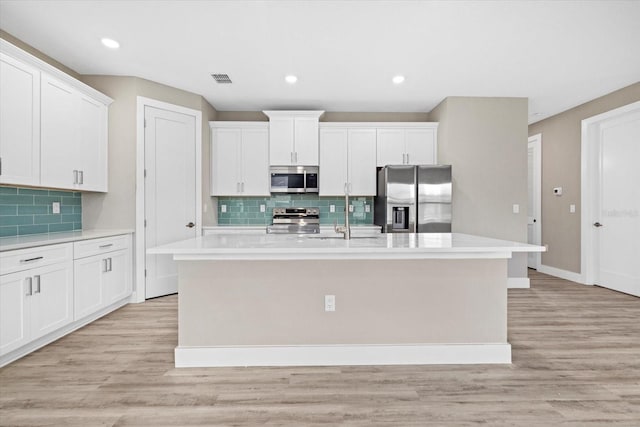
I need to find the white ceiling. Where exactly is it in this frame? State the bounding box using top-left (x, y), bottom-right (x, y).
top-left (1, 0), bottom-right (639, 123)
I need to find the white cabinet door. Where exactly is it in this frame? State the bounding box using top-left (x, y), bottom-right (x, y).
top-left (348, 129), bottom-right (377, 196)
top-left (73, 255), bottom-right (104, 320)
top-left (211, 128), bottom-right (241, 195)
top-left (103, 250), bottom-right (131, 306)
top-left (319, 129), bottom-right (348, 196)
top-left (41, 74), bottom-right (77, 190)
top-left (30, 262), bottom-right (74, 340)
top-left (0, 52), bottom-right (40, 186)
top-left (406, 128), bottom-right (436, 165)
top-left (240, 128), bottom-right (270, 196)
top-left (294, 117), bottom-right (319, 165)
top-left (77, 94), bottom-right (107, 192)
top-left (269, 117), bottom-right (294, 165)
top-left (376, 129), bottom-right (405, 167)
top-left (0, 271), bottom-right (30, 356)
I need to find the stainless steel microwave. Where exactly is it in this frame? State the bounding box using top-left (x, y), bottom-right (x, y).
top-left (270, 166), bottom-right (319, 193)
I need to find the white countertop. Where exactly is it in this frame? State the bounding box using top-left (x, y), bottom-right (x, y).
top-left (203, 225), bottom-right (381, 236)
top-left (149, 232), bottom-right (545, 261)
top-left (0, 229), bottom-right (134, 252)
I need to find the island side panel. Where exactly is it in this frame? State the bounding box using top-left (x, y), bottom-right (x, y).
top-left (178, 259), bottom-right (507, 347)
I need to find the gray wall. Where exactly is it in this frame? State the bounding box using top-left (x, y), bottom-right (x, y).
top-left (528, 82), bottom-right (640, 273)
top-left (431, 97), bottom-right (529, 243)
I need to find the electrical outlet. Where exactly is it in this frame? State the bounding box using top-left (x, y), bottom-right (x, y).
top-left (365, 204), bottom-right (371, 213)
top-left (325, 295), bottom-right (336, 312)
top-left (349, 205), bottom-right (354, 212)
top-left (260, 204), bottom-right (266, 213)
top-left (330, 205), bottom-right (335, 213)
top-left (569, 204), bottom-right (576, 213)
top-left (512, 204), bottom-right (520, 214)
top-left (221, 204), bottom-right (227, 213)
top-left (52, 202), bottom-right (61, 214)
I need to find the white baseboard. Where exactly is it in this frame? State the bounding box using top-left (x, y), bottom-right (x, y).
top-left (537, 264), bottom-right (585, 284)
top-left (507, 277), bottom-right (530, 288)
top-left (175, 343), bottom-right (512, 367)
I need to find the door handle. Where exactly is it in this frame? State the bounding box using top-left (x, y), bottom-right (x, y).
top-left (34, 275), bottom-right (41, 294)
top-left (241, 182), bottom-right (244, 193)
top-left (103, 258), bottom-right (109, 273)
top-left (73, 170), bottom-right (78, 184)
top-left (79, 170), bottom-right (84, 184)
top-left (593, 222), bottom-right (603, 227)
top-left (186, 222), bottom-right (195, 228)
top-left (108, 257), bottom-right (112, 272)
top-left (25, 277), bottom-right (33, 296)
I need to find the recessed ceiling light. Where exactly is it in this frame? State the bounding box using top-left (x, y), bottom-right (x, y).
top-left (101, 38), bottom-right (120, 49)
top-left (285, 75), bottom-right (298, 84)
top-left (392, 75), bottom-right (405, 84)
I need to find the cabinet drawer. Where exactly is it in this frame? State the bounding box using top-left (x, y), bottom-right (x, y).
top-left (73, 235), bottom-right (129, 259)
top-left (0, 243), bottom-right (73, 276)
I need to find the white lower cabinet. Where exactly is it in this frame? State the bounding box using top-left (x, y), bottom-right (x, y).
top-left (0, 248), bottom-right (73, 357)
top-left (73, 235), bottom-right (132, 321)
top-left (0, 233), bottom-right (132, 366)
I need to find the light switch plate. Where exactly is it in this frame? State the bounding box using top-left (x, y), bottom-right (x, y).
top-left (221, 204), bottom-right (227, 213)
top-left (330, 205), bottom-right (335, 213)
top-left (52, 202), bottom-right (60, 214)
top-left (260, 204), bottom-right (266, 213)
top-left (324, 295), bottom-right (336, 312)
top-left (570, 204), bottom-right (576, 213)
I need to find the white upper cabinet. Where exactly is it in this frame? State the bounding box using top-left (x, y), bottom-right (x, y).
top-left (0, 39), bottom-right (112, 191)
top-left (210, 122), bottom-right (269, 196)
top-left (0, 52), bottom-right (40, 186)
top-left (376, 124), bottom-right (438, 166)
top-left (319, 126), bottom-right (376, 196)
top-left (263, 111), bottom-right (324, 166)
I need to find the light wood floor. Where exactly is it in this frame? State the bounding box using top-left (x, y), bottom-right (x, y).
top-left (1, 270), bottom-right (639, 426)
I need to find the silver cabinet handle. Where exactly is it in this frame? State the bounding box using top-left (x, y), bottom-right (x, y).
top-left (34, 275), bottom-right (41, 294)
top-left (290, 152), bottom-right (294, 164)
top-left (344, 183), bottom-right (348, 194)
top-left (241, 182), bottom-right (244, 193)
top-left (99, 243), bottom-right (113, 249)
top-left (406, 153), bottom-right (410, 164)
top-left (73, 170), bottom-right (78, 184)
top-left (103, 258), bottom-right (109, 273)
top-left (295, 152), bottom-right (298, 163)
top-left (20, 256), bottom-right (43, 263)
top-left (25, 277), bottom-right (33, 296)
top-left (79, 170), bottom-right (84, 184)
top-left (108, 257), bottom-right (112, 272)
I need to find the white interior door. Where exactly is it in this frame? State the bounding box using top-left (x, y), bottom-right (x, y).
top-left (527, 134), bottom-right (542, 269)
top-left (594, 108), bottom-right (640, 297)
top-left (145, 106), bottom-right (197, 299)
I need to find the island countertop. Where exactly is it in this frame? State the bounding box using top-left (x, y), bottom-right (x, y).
top-left (148, 232), bottom-right (545, 261)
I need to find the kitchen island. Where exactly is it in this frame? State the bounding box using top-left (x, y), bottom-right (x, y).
top-left (149, 233), bottom-right (544, 367)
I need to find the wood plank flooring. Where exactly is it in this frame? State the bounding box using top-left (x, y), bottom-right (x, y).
top-left (1, 270), bottom-right (639, 426)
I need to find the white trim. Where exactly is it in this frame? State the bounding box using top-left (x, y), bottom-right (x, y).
top-left (135, 96), bottom-right (202, 302)
top-left (580, 101), bottom-right (640, 286)
top-left (319, 122), bottom-right (439, 129)
top-left (263, 110), bottom-right (324, 119)
top-left (527, 133), bottom-right (542, 269)
top-left (507, 277), bottom-right (530, 288)
top-left (0, 297), bottom-right (129, 367)
top-left (538, 264), bottom-right (585, 284)
top-left (0, 38), bottom-right (113, 105)
top-left (174, 343), bottom-right (512, 367)
top-left (210, 121), bottom-right (269, 129)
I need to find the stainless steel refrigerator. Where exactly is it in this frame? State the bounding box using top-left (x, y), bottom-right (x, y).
top-left (374, 165), bottom-right (452, 233)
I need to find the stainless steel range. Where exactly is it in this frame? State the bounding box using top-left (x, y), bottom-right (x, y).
top-left (266, 207), bottom-right (320, 234)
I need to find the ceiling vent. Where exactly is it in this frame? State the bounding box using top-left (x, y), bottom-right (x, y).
top-left (211, 74), bottom-right (232, 84)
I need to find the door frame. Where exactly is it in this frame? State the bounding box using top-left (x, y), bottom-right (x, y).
top-left (580, 100), bottom-right (640, 286)
top-left (527, 133), bottom-right (542, 269)
top-left (134, 96), bottom-right (202, 303)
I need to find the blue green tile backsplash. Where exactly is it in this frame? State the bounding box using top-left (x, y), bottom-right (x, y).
top-left (217, 195), bottom-right (374, 225)
top-left (0, 186), bottom-right (82, 237)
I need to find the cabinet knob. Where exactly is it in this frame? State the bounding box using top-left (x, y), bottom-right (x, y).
top-left (593, 222), bottom-right (603, 227)
top-left (186, 222), bottom-right (195, 228)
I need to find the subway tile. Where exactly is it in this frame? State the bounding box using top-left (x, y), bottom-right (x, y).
top-left (0, 194), bottom-right (34, 205)
top-left (60, 206), bottom-right (74, 214)
top-left (0, 187), bottom-right (18, 195)
top-left (34, 214), bottom-right (62, 225)
top-left (18, 224), bottom-right (49, 236)
top-left (73, 222), bottom-right (82, 230)
top-left (73, 192), bottom-right (81, 198)
top-left (1, 215), bottom-right (34, 226)
top-left (0, 225), bottom-right (18, 237)
top-left (33, 195), bottom-right (62, 205)
top-left (48, 222), bottom-right (75, 233)
top-left (73, 206), bottom-right (82, 214)
top-left (48, 190), bottom-right (73, 197)
top-left (62, 196), bottom-right (81, 206)
top-left (17, 188), bottom-right (48, 196)
top-left (18, 205), bottom-right (49, 215)
top-left (62, 214), bottom-right (82, 223)
top-left (0, 205), bottom-right (17, 215)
